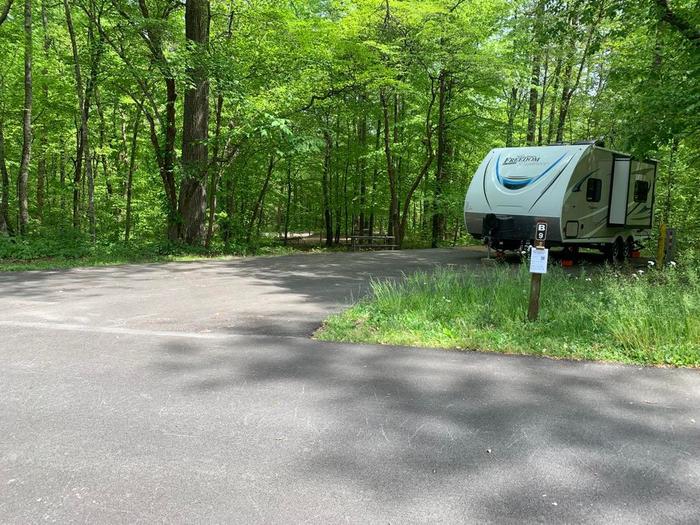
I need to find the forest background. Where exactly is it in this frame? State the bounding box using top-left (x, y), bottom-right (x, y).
top-left (0, 0), bottom-right (697, 263)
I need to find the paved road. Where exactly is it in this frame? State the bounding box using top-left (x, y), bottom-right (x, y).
top-left (1, 248), bottom-right (698, 524)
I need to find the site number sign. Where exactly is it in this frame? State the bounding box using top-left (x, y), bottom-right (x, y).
top-left (535, 222), bottom-right (548, 243)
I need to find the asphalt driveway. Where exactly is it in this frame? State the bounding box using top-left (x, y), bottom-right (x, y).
top-left (1, 248), bottom-right (698, 523)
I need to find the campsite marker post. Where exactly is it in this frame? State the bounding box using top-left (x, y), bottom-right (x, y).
top-left (528, 223), bottom-right (549, 322)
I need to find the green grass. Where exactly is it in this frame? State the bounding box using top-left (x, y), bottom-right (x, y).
top-left (0, 235), bottom-right (335, 271)
top-left (317, 258), bottom-right (700, 367)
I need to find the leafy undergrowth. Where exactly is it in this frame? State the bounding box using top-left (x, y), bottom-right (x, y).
top-left (317, 258), bottom-right (700, 367)
top-left (0, 235), bottom-right (335, 271)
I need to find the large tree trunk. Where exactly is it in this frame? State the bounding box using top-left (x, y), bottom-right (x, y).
top-left (18, 0), bottom-right (32, 235)
top-left (178, 0), bottom-right (210, 245)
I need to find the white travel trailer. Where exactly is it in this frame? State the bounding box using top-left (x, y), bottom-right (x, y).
top-left (464, 142), bottom-right (657, 261)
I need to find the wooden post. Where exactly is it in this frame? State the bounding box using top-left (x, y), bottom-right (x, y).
top-left (656, 223), bottom-right (667, 266)
top-left (528, 272), bottom-right (542, 322)
top-left (528, 222), bottom-right (549, 322)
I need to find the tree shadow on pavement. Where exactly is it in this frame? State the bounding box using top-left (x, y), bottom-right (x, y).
top-left (151, 335), bottom-right (700, 522)
top-left (0, 248), bottom-right (478, 336)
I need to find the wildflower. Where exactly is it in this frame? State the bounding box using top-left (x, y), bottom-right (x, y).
top-left (669, 261), bottom-right (677, 267)
top-left (637, 270), bottom-right (644, 274)
top-left (585, 278), bottom-right (592, 282)
top-left (648, 260), bottom-right (655, 267)
top-left (632, 274), bottom-right (639, 279)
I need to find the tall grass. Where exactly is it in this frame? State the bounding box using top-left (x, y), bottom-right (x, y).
top-left (317, 257), bottom-right (700, 367)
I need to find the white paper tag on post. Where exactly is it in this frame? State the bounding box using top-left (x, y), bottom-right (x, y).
top-left (530, 248), bottom-right (549, 274)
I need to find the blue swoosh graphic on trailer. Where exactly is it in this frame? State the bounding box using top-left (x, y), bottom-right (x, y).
top-left (496, 153), bottom-right (568, 190)
top-left (571, 169), bottom-right (599, 192)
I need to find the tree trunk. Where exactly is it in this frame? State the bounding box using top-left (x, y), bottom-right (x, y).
top-left (64, 0), bottom-right (89, 233)
top-left (555, 58), bottom-right (573, 143)
top-left (59, 145), bottom-right (65, 212)
top-left (505, 87), bottom-right (518, 147)
top-left (0, 116), bottom-right (12, 235)
top-left (526, 55), bottom-right (540, 145)
top-left (526, 0), bottom-right (546, 145)
top-left (322, 129), bottom-right (333, 247)
top-left (380, 89), bottom-right (400, 242)
top-left (357, 115), bottom-right (367, 234)
top-left (342, 138), bottom-right (350, 241)
top-left (179, 0), bottom-right (210, 245)
top-left (36, 0), bottom-right (50, 221)
top-left (546, 55), bottom-right (562, 144)
top-left (283, 158), bottom-right (292, 244)
top-left (84, 23), bottom-right (102, 242)
top-left (556, 3), bottom-right (603, 143)
top-left (432, 69), bottom-right (449, 248)
top-left (124, 110), bottom-right (140, 243)
top-left (399, 81), bottom-right (436, 247)
top-left (368, 118), bottom-right (380, 237)
top-left (204, 7), bottom-right (234, 249)
top-left (537, 50), bottom-right (549, 145)
top-left (0, 0), bottom-right (14, 26)
top-left (247, 152), bottom-right (275, 244)
top-left (18, 0), bottom-right (32, 235)
top-left (204, 94), bottom-right (224, 249)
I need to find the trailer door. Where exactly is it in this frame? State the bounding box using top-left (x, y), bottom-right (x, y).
top-left (625, 160), bottom-right (657, 228)
top-left (609, 157), bottom-right (631, 226)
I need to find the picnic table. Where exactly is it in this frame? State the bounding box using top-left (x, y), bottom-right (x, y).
top-left (349, 235), bottom-right (398, 252)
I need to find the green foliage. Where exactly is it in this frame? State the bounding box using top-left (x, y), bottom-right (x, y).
top-left (317, 260), bottom-right (700, 367)
top-left (0, 0), bottom-right (698, 257)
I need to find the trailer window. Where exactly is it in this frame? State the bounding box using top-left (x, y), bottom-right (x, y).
top-left (586, 178), bottom-right (602, 202)
top-left (634, 180), bottom-right (650, 202)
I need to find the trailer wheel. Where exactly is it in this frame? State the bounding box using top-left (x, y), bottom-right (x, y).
top-left (606, 237), bottom-right (626, 264)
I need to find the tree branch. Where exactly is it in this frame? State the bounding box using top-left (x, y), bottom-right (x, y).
top-left (0, 0), bottom-right (13, 26)
top-left (655, 0), bottom-right (700, 44)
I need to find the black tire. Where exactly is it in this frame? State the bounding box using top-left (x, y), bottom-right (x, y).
top-left (608, 237), bottom-right (625, 265)
top-left (606, 237), bottom-right (626, 264)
